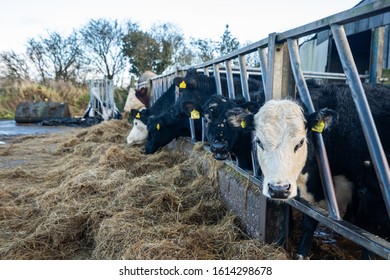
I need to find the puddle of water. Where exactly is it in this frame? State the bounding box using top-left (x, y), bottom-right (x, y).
top-left (0, 120), bottom-right (78, 143)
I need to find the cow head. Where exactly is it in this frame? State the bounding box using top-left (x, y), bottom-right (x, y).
top-left (127, 108), bottom-right (150, 145)
top-left (202, 95), bottom-right (239, 160)
top-left (124, 88), bottom-right (146, 112)
top-left (198, 94), bottom-right (260, 162)
top-left (127, 117), bottom-right (148, 145)
top-left (173, 68), bottom-right (215, 117)
top-left (144, 112), bottom-right (191, 154)
top-left (135, 87), bottom-right (150, 108)
top-left (227, 99), bottom-right (338, 201)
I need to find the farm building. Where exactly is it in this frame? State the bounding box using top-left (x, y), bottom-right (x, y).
top-left (299, 0), bottom-right (390, 83)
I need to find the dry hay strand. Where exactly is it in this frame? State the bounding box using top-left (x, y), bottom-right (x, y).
top-left (0, 206), bottom-right (92, 259)
top-left (77, 119), bottom-right (131, 144)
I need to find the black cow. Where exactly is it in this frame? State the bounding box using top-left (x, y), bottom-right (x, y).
top-left (130, 83), bottom-right (176, 125)
top-left (191, 94), bottom-right (262, 171)
top-left (144, 111), bottom-right (202, 154)
top-left (353, 155), bottom-right (390, 259)
top-left (227, 82), bottom-right (390, 259)
top-left (174, 67), bottom-right (264, 118)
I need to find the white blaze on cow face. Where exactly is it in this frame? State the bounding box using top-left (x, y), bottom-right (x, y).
top-left (124, 88), bottom-right (146, 112)
top-left (254, 100), bottom-right (308, 200)
top-left (127, 118), bottom-right (148, 145)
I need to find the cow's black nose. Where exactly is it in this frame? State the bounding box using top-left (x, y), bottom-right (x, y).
top-left (210, 140), bottom-right (227, 153)
top-left (268, 183), bottom-right (291, 199)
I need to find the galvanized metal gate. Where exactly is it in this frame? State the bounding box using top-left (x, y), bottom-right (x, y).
top-left (86, 79), bottom-right (118, 120)
top-left (147, 1), bottom-right (390, 259)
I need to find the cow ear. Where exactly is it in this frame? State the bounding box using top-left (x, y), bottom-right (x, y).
top-left (174, 77), bottom-right (186, 89)
top-left (182, 101), bottom-right (202, 119)
top-left (238, 101), bottom-right (261, 114)
top-left (131, 108), bottom-right (149, 122)
top-left (307, 108), bottom-right (339, 133)
top-left (226, 107), bottom-right (254, 130)
top-left (130, 109), bottom-right (140, 119)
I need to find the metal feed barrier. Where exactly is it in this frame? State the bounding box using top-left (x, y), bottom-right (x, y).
top-left (147, 1), bottom-right (390, 259)
top-left (87, 79), bottom-right (118, 120)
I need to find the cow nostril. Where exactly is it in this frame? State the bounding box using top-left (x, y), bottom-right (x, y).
top-left (211, 140), bottom-right (227, 152)
top-left (268, 183), bottom-right (291, 199)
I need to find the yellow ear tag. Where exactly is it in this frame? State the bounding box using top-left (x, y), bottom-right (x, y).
top-left (156, 123), bottom-right (161, 130)
top-left (179, 81), bottom-right (186, 89)
top-left (241, 120), bottom-right (247, 128)
top-left (191, 109), bottom-right (200, 119)
top-left (311, 120), bottom-right (325, 133)
top-left (135, 112), bottom-right (141, 119)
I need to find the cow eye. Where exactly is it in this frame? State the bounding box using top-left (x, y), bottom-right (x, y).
top-left (294, 138), bottom-right (305, 153)
top-left (255, 137), bottom-right (264, 150)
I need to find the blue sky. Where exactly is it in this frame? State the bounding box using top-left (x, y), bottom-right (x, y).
top-left (0, 0), bottom-right (360, 53)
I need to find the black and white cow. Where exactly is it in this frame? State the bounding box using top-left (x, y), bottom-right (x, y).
top-left (227, 82), bottom-right (390, 259)
top-left (127, 83), bottom-right (176, 145)
top-left (190, 94), bottom-right (262, 171)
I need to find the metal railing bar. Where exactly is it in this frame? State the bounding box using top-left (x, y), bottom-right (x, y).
top-left (278, 1), bottom-right (390, 41)
top-left (225, 60), bottom-right (236, 99)
top-left (287, 38), bottom-right (341, 220)
top-left (331, 24), bottom-right (390, 219)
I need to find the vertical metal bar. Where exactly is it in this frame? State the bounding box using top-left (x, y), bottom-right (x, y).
top-left (251, 135), bottom-right (260, 178)
top-left (203, 67), bottom-right (210, 76)
top-left (225, 60), bottom-right (236, 99)
top-left (258, 47), bottom-right (268, 93)
top-left (238, 54), bottom-right (250, 101)
top-left (331, 24), bottom-right (390, 218)
top-left (213, 64), bottom-right (223, 95)
top-left (189, 118), bottom-right (196, 143)
top-left (201, 118), bottom-right (206, 143)
top-left (369, 26), bottom-right (385, 84)
top-left (288, 38), bottom-right (341, 220)
top-left (265, 33), bottom-right (277, 101)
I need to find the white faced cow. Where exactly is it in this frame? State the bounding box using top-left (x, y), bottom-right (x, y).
top-left (227, 98), bottom-right (352, 259)
top-left (126, 109), bottom-right (148, 145)
top-left (228, 81), bottom-right (390, 260)
top-left (228, 99), bottom-right (341, 201)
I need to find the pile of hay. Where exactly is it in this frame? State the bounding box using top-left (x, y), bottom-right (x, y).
top-left (0, 120), bottom-right (289, 260)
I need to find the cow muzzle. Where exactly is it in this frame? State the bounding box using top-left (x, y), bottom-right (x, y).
top-left (267, 182), bottom-right (291, 199)
top-left (210, 140), bottom-right (229, 160)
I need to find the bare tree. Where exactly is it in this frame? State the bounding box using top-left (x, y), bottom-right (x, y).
top-left (26, 38), bottom-right (48, 83)
top-left (26, 31), bottom-right (82, 82)
top-left (43, 31), bottom-right (83, 81)
top-left (190, 37), bottom-right (218, 63)
top-left (80, 18), bottom-right (130, 80)
top-left (0, 51), bottom-right (30, 82)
